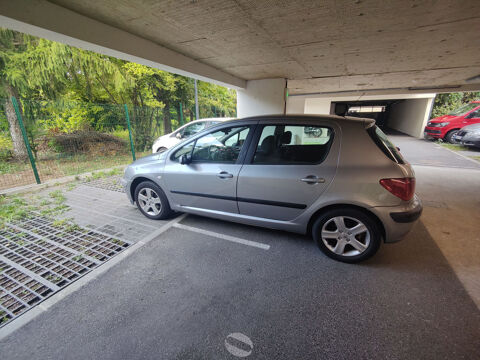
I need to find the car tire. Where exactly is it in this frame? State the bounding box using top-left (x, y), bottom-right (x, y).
top-left (134, 181), bottom-right (174, 220)
top-left (156, 147), bottom-right (167, 153)
top-left (312, 208), bottom-right (381, 263)
top-left (444, 130), bottom-right (459, 144)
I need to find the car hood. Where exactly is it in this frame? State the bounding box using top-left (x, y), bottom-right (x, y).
top-left (131, 151), bottom-right (166, 165)
top-left (153, 134), bottom-right (170, 143)
top-left (461, 123), bottom-right (480, 132)
top-left (429, 114), bottom-right (458, 123)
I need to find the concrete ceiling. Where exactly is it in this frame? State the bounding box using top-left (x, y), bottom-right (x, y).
top-left (2, 0), bottom-right (480, 94)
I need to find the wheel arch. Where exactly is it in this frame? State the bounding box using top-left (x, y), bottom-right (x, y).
top-left (130, 176), bottom-right (159, 201)
top-left (444, 128), bottom-right (460, 137)
top-left (307, 204), bottom-right (386, 242)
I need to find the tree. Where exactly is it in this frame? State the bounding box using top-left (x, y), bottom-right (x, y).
top-left (0, 27), bottom-right (237, 157)
top-left (0, 29), bottom-right (70, 158)
top-left (432, 92), bottom-right (480, 118)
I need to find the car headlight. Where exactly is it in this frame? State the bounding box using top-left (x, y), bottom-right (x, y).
top-left (430, 122), bottom-right (450, 127)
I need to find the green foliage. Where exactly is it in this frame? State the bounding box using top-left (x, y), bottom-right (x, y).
top-left (0, 131), bottom-right (12, 159)
top-left (0, 27), bottom-right (236, 166)
top-left (431, 92), bottom-right (480, 118)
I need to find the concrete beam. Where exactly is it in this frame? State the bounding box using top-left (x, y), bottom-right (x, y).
top-left (0, 0), bottom-right (246, 89)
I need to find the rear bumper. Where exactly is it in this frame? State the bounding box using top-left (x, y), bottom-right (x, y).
top-left (372, 195), bottom-right (423, 243)
top-left (390, 204), bottom-right (423, 223)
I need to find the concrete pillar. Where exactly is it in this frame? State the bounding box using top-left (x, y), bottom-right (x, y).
top-left (237, 78), bottom-right (286, 118)
top-left (285, 96), bottom-right (306, 114)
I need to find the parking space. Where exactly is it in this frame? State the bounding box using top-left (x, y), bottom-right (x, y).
top-left (388, 133), bottom-right (480, 169)
top-left (1, 146), bottom-right (480, 358)
top-left (1, 208), bottom-right (479, 359)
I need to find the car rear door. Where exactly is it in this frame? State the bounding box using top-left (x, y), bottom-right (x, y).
top-left (162, 122), bottom-right (255, 213)
top-left (236, 119), bottom-right (339, 221)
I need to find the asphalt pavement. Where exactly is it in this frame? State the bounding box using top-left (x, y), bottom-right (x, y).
top-left (1, 214), bottom-right (479, 359)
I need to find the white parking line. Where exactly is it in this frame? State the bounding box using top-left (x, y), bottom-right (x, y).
top-left (173, 223), bottom-right (270, 250)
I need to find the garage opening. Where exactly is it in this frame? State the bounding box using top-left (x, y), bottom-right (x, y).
top-left (332, 99), bottom-right (433, 138)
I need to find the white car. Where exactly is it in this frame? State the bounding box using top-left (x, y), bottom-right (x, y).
top-left (151, 118), bottom-right (232, 153)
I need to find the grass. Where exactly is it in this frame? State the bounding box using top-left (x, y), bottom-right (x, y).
top-left (470, 156), bottom-right (480, 161)
top-left (0, 196), bottom-right (35, 223)
top-left (435, 141), bottom-right (469, 151)
top-left (0, 187), bottom-right (70, 225)
top-left (83, 167), bottom-right (124, 182)
top-left (0, 160), bottom-right (27, 174)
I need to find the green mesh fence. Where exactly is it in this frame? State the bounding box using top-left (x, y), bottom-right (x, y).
top-left (0, 98), bottom-right (188, 190)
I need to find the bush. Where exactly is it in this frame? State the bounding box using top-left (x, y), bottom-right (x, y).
top-left (47, 131), bottom-right (128, 155)
top-left (0, 132), bottom-right (13, 161)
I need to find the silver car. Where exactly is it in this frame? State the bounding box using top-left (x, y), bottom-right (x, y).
top-left (122, 115), bottom-right (422, 263)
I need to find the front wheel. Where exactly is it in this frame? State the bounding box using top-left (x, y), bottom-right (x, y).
top-left (312, 208), bottom-right (381, 263)
top-left (444, 130), bottom-right (459, 144)
top-left (134, 181), bottom-right (174, 220)
top-left (156, 147), bottom-right (167, 153)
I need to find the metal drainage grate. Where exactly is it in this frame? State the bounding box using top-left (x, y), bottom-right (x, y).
top-left (0, 214), bottom-right (131, 327)
top-left (82, 176), bottom-right (125, 193)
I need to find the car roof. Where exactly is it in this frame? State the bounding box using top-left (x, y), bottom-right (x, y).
top-left (228, 114), bottom-right (375, 127)
top-left (179, 118), bottom-right (233, 127)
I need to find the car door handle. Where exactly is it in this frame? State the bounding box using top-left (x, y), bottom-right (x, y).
top-left (217, 171), bottom-right (233, 179)
top-left (301, 175), bottom-right (325, 184)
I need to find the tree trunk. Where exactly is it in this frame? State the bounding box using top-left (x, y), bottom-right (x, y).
top-left (4, 85), bottom-right (28, 160)
top-left (163, 102), bottom-right (172, 134)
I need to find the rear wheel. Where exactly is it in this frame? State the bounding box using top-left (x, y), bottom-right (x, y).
top-left (444, 130), bottom-right (459, 144)
top-left (312, 208), bottom-right (381, 263)
top-left (134, 181), bottom-right (174, 220)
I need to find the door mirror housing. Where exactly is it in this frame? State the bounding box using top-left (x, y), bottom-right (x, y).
top-left (180, 153), bottom-right (192, 165)
top-left (176, 132), bottom-right (182, 139)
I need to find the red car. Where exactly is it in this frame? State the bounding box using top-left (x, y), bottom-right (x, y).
top-left (424, 101), bottom-right (480, 143)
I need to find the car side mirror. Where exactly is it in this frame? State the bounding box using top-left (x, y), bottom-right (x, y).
top-left (396, 146), bottom-right (401, 152)
top-left (180, 153), bottom-right (192, 165)
top-left (176, 132), bottom-right (182, 139)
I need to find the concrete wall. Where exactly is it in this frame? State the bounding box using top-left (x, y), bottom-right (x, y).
top-left (304, 98), bottom-right (332, 115)
top-left (237, 78), bottom-right (286, 118)
top-left (388, 98), bottom-right (434, 138)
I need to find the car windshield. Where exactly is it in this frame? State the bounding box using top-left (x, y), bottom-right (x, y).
top-left (448, 103), bottom-right (478, 116)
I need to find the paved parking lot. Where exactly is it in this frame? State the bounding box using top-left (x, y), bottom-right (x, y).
top-left (1, 136), bottom-right (479, 359)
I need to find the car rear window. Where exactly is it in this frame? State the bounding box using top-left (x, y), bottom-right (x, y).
top-left (367, 126), bottom-right (405, 164)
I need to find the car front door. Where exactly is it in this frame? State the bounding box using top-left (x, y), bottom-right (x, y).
top-left (464, 109), bottom-right (480, 125)
top-left (163, 123), bottom-right (254, 213)
top-left (237, 121), bottom-right (338, 221)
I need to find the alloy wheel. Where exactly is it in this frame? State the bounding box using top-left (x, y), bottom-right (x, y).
top-left (137, 187), bottom-right (162, 216)
top-left (320, 216), bottom-right (371, 257)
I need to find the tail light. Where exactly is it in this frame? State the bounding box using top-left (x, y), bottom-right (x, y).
top-left (379, 178), bottom-right (415, 201)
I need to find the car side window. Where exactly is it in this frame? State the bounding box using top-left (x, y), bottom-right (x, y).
top-left (468, 109), bottom-right (480, 119)
top-left (252, 125), bottom-right (333, 165)
top-left (180, 122), bottom-right (205, 138)
top-left (191, 126), bottom-right (251, 163)
top-left (172, 141), bottom-right (195, 161)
